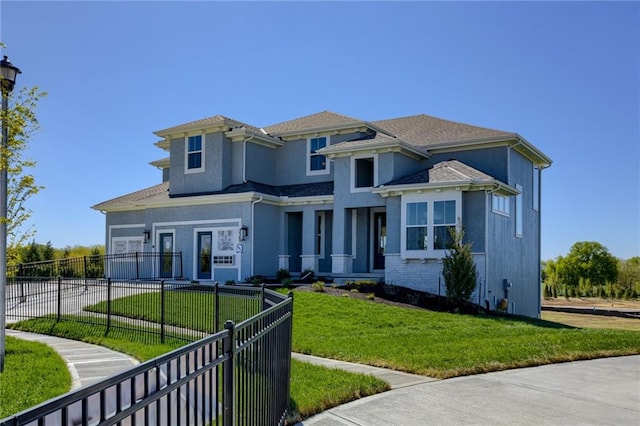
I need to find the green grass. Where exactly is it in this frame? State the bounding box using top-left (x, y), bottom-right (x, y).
top-left (290, 290), bottom-right (640, 378)
top-left (8, 318), bottom-right (387, 422)
top-left (288, 359), bottom-right (388, 423)
top-left (84, 290), bottom-right (254, 332)
top-left (0, 336), bottom-right (71, 418)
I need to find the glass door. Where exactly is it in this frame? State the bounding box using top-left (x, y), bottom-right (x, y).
top-left (159, 232), bottom-right (173, 278)
top-left (197, 232), bottom-right (212, 280)
top-left (373, 212), bottom-right (386, 270)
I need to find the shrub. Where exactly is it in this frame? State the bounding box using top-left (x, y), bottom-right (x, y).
top-left (442, 225), bottom-right (478, 311)
top-left (224, 280), bottom-right (235, 286)
top-left (282, 278), bottom-right (293, 289)
top-left (311, 281), bottom-right (325, 292)
top-left (366, 293), bottom-right (375, 300)
top-left (277, 268), bottom-right (291, 282)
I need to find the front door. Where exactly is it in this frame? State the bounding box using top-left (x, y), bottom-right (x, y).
top-left (197, 232), bottom-right (212, 280)
top-left (159, 232), bottom-right (173, 278)
top-left (373, 212), bottom-right (386, 270)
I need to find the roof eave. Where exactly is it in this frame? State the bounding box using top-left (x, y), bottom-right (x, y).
top-left (321, 140), bottom-right (429, 160)
top-left (372, 179), bottom-right (518, 197)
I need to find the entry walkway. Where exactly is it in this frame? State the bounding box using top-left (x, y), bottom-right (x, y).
top-left (5, 330), bottom-right (139, 389)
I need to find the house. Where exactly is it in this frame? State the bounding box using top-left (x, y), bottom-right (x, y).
top-left (93, 111), bottom-right (552, 317)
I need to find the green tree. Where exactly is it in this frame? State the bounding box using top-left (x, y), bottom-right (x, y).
top-left (442, 226), bottom-right (478, 310)
top-left (0, 49), bottom-right (46, 264)
top-left (543, 257), bottom-right (562, 298)
top-left (558, 242), bottom-right (618, 289)
top-left (617, 257), bottom-right (640, 298)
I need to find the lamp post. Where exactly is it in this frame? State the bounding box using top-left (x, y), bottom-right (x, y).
top-left (0, 55), bottom-right (21, 372)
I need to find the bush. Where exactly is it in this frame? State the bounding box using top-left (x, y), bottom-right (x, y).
top-left (224, 279), bottom-right (235, 286)
top-left (282, 278), bottom-right (293, 289)
top-left (442, 226), bottom-right (478, 311)
top-left (346, 280), bottom-right (378, 293)
top-left (277, 268), bottom-right (291, 282)
top-left (301, 268), bottom-right (315, 283)
top-left (311, 281), bottom-right (325, 292)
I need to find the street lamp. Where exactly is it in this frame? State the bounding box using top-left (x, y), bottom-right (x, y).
top-left (0, 55), bottom-right (21, 372)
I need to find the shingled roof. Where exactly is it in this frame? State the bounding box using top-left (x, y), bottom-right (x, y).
top-left (263, 111), bottom-right (366, 135)
top-left (384, 160), bottom-right (495, 186)
top-left (372, 114), bottom-right (515, 147)
top-left (93, 182), bottom-right (170, 211)
top-left (154, 115), bottom-right (263, 137)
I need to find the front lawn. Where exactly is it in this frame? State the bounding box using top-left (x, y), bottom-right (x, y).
top-left (0, 336), bottom-right (71, 418)
top-left (290, 290), bottom-right (640, 378)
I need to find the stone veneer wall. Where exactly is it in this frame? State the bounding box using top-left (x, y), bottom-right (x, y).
top-left (384, 253), bottom-right (486, 302)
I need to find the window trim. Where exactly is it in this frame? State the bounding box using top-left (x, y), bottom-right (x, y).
top-left (306, 136), bottom-right (330, 176)
top-left (185, 133), bottom-right (205, 174)
top-left (401, 191), bottom-right (462, 259)
top-left (350, 153), bottom-right (378, 193)
top-left (492, 194), bottom-right (510, 216)
top-left (515, 184), bottom-right (523, 238)
top-left (533, 165), bottom-right (540, 211)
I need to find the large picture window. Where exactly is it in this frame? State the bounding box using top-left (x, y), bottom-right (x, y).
top-left (401, 191), bottom-right (461, 258)
top-left (186, 135), bottom-right (203, 172)
top-left (307, 136), bottom-right (329, 174)
top-left (111, 237), bottom-right (143, 255)
top-left (433, 200), bottom-right (456, 250)
top-left (406, 202), bottom-right (428, 250)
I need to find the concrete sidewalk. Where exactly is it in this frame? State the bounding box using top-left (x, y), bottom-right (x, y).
top-left (5, 329), bottom-right (138, 389)
top-left (300, 355), bottom-right (640, 425)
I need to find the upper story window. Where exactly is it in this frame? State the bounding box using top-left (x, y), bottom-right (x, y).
top-left (515, 184), bottom-right (523, 237)
top-left (533, 165), bottom-right (540, 211)
top-left (401, 191), bottom-right (462, 258)
top-left (307, 136), bottom-right (329, 175)
top-left (185, 135), bottom-right (204, 173)
top-left (351, 154), bottom-right (378, 192)
top-left (492, 194), bottom-right (510, 216)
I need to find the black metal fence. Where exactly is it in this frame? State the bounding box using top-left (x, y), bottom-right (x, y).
top-left (5, 278), bottom-right (266, 343)
top-left (7, 252), bottom-right (184, 281)
top-left (2, 276), bottom-right (293, 425)
top-left (2, 289), bottom-right (293, 426)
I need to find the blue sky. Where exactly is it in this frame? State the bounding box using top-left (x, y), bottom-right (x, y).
top-left (1, 1), bottom-right (638, 260)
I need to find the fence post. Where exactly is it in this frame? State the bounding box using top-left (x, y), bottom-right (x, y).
top-left (160, 280), bottom-right (166, 344)
top-left (223, 320), bottom-right (235, 426)
top-left (106, 278), bottom-right (112, 336)
top-left (135, 252), bottom-right (140, 280)
top-left (214, 282), bottom-right (219, 333)
top-left (83, 256), bottom-right (88, 290)
top-left (57, 276), bottom-right (62, 322)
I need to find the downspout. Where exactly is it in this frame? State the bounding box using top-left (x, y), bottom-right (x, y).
top-left (536, 165), bottom-right (546, 318)
top-left (242, 134), bottom-right (254, 183)
top-left (250, 196), bottom-right (263, 277)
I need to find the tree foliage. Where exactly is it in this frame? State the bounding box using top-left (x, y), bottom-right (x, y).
top-left (0, 53), bottom-right (47, 262)
top-left (558, 241), bottom-right (618, 288)
top-left (442, 226), bottom-right (478, 310)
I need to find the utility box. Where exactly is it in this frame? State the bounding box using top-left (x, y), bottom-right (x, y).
top-left (503, 279), bottom-right (512, 291)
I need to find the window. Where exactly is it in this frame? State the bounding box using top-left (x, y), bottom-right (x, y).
top-left (433, 200), bottom-right (456, 249)
top-left (401, 191), bottom-right (461, 257)
top-left (516, 184), bottom-right (523, 237)
top-left (533, 166), bottom-right (540, 211)
top-left (308, 136), bottom-right (329, 174)
top-left (355, 157), bottom-right (374, 188)
top-left (406, 202), bottom-right (428, 250)
top-left (213, 255), bottom-right (235, 265)
top-left (316, 212), bottom-right (325, 259)
top-left (186, 135), bottom-right (203, 172)
top-left (492, 194), bottom-right (510, 215)
top-left (111, 237), bottom-right (143, 255)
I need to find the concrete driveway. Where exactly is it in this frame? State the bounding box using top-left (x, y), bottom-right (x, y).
top-left (300, 355), bottom-right (640, 425)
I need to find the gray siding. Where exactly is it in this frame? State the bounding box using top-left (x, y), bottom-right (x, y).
top-left (427, 147), bottom-right (509, 183)
top-left (462, 191), bottom-right (485, 252)
top-left (245, 143), bottom-right (277, 185)
top-left (486, 149), bottom-right (540, 317)
top-left (252, 203), bottom-right (280, 277)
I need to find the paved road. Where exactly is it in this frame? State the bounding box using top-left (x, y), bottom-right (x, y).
top-left (300, 355), bottom-right (640, 425)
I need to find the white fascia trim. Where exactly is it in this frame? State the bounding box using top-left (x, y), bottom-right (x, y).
top-left (97, 192), bottom-right (333, 212)
top-left (278, 124), bottom-right (370, 141)
top-left (154, 123), bottom-right (230, 139)
top-left (150, 158), bottom-right (170, 168)
top-left (225, 128), bottom-right (284, 148)
top-left (154, 139), bottom-right (170, 151)
top-left (322, 140), bottom-right (428, 160)
top-left (374, 180), bottom-right (519, 197)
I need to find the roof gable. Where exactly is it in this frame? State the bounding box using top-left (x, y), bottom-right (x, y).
top-left (154, 114), bottom-right (262, 137)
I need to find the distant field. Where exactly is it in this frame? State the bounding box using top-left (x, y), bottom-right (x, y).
top-left (541, 311), bottom-right (640, 331)
top-left (543, 297), bottom-right (640, 310)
